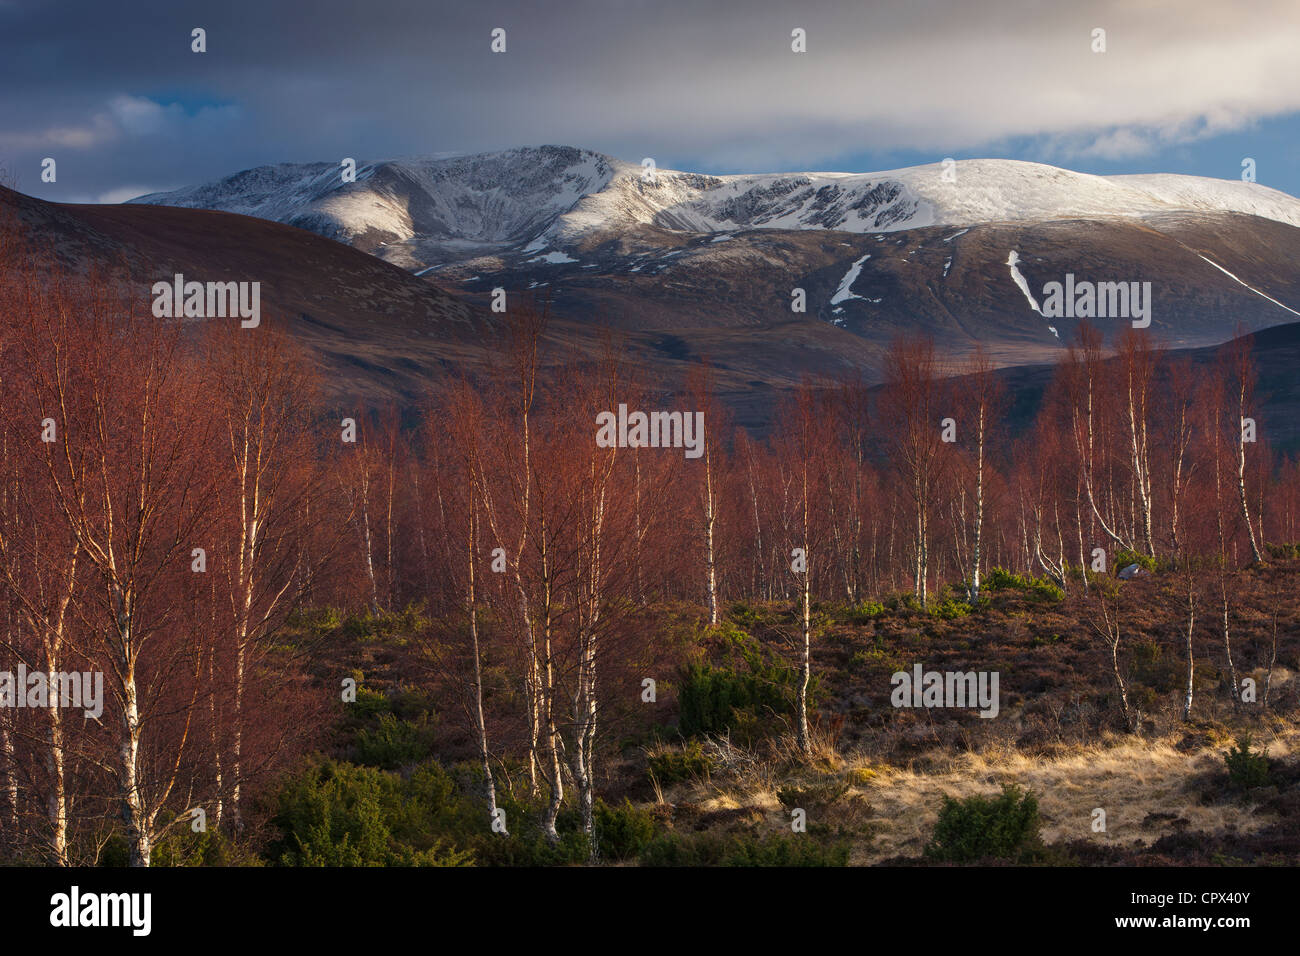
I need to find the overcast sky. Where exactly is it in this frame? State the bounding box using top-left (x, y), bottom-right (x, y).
top-left (3, 0), bottom-right (1299, 202)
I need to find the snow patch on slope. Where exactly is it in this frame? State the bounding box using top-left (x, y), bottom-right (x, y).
top-left (1007, 250), bottom-right (1056, 336)
top-left (528, 251), bottom-right (578, 265)
top-left (831, 254), bottom-right (872, 305)
top-left (1196, 254), bottom-right (1300, 317)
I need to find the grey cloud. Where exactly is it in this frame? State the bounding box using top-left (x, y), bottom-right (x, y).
top-left (1, 0), bottom-right (1297, 199)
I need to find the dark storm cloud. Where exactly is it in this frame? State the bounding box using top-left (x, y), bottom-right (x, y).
top-left (2, 0), bottom-right (1298, 201)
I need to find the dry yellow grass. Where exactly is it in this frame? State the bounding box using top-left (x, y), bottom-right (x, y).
top-left (678, 724), bottom-right (1297, 865)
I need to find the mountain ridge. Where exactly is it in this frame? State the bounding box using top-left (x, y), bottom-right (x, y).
top-left (131, 146), bottom-right (1300, 275)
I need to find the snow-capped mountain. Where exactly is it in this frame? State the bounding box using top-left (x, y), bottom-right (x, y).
top-left (132, 147), bottom-right (620, 270)
top-left (131, 146), bottom-right (1300, 272)
top-left (131, 146), bottom-right (1300, 361)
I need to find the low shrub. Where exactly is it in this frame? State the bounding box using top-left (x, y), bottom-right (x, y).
top-left (885, 593), bottom-right (923, 613)
top-left (341, 604), bottom-right (430, 643)
top-left (1115, 550), bottom-right (1158, 573)
top-left (845, 767), bottom-right (877, 786)
top-left (929, 597), bottom-right (972, 620)
top-left (727, 601), bottom-right (763, 629)
top-left (984, 567), bottom-right (1030, 592)
top-left (923, 784), bottom-right (1043, 863)
top-left (845, 600), bottom-right (887, 625)
top-left (1029, 578), bottom-right (1064, 602)
top-left (152, 821), bottom-right (258, 867)
top-left (1224, 735), bottom-right (1271, 790)
top-left (352, 713), bottom-right (438, 769)
top-left (984, 567), bottom-right (1063, 602)
top-left (594, 798), bottom-right (659, 860)
top-left (677, 629), bottom-right (813, 742)
top-left (776, 779), bottom-right (849, 811)
top-left (265, 759), bottom-right (474, 867)
top-left (647, 740), bottom-right (714, 784)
